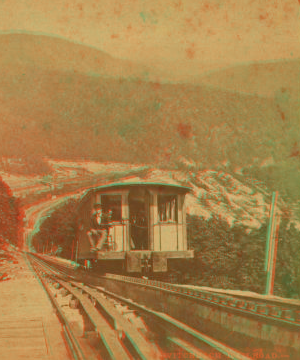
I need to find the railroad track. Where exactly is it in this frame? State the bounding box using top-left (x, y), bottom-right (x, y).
top-left (33, 254), bottom-right (300, 358)
top-left (104, 274), bottom-right (300, 325)
top-left (37, 254), bottom-right (300, 327)
top-left (28, 254), bottom-right (253, 360)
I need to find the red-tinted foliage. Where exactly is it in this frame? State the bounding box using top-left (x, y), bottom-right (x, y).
top-left (0, 177), bottom-right (23, 247)
top-left (32, 199), bottom-right (78, 258)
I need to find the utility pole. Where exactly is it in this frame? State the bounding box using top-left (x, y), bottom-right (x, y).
top-left (269, 215), bottom-right (281, 295)
top-left (75, 238), bottom-right (79, 263)
top-left (71, 239), bottom-right (75, 261)
top-left (265, 191), bottom-right (279, 295)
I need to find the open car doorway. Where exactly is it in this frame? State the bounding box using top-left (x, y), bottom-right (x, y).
top-left (129, 189), bottom-right (149, 250)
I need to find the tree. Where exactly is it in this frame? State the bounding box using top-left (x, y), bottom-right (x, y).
top-left (0, 177), bottom-right (23, 247)
top-left (187, 214), bottom-right (244, 289)
top-left (187, 213), bottom-right (300, 298)
top-left (187, 214), bottom-right (266, 293)
top-left (32, 199), bottom-right (78, 259)
top-left (274, 220), bottom-right (300, 298)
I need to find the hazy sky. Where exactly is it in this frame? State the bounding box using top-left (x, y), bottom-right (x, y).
top-left (0, 0), bottom-right (299, 68)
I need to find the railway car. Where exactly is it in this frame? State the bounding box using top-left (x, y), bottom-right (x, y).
top-left (75, 181), bottom-right (194, 274)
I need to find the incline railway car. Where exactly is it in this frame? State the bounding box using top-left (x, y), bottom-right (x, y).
top-left (76, 181), bottom-right (194, 273)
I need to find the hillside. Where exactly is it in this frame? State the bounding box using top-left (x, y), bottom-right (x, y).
top-left (0, 70), bottom-right (286, 162)
top-left (0, 33), bottom-right (151, 80)
top-left (125, 168), bottom-right (273, 230)
top-left (1, 34), bottom-right (300, 203)
top-left (198, 59), bottom-right (300, 99)
top-left (1, 159), bottom-right (275, 231)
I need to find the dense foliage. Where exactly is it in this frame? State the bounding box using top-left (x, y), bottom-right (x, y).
top-left (187, 214), bottom-right (300, 298)
top-left (0, 177), bottom-right (23, 247)
top-left (31, 201), bottom-right (300, 298)
top-left (274, 220), bottom-right (300, 298)
top-left (32, 199), bottom-right (78, 259)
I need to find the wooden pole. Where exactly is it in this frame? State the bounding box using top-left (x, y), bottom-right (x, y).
top-left (75, 237), bottom-right (79, 263)
top-left (71, 239), bottom-right (75, 261)
top-left (269, 215), bottom-right (280, 295)
top-left (265, 191), bottom-right (278, 295)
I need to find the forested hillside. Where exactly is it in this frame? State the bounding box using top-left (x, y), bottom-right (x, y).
top-left (0, 178), bottom-right (23, 247)
top-left (0, 34), bottom-right (299, 204)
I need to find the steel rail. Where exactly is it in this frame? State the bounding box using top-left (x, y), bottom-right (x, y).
top-left (31, 254), bottom-right (253, 360)
top-left (87, 284), bottom-right (252, 360)
top-left (26, 254), bottom-right (87, 360)
top-left (33, 254), bottom-right (300, 329)
top-left (103, 273), bottom-right (300, 327)
top-left (29, 256), bottom-right (158, 359)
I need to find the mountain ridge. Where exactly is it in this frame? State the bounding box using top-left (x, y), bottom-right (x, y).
top-left (0, 33), bottom-right (152, 80)
top-left (197, 58), bottom-right (300, 98)
top-left (1, 33), bottom-right (299, 203)
top-left (1, 33), bottom-right (299, 87)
